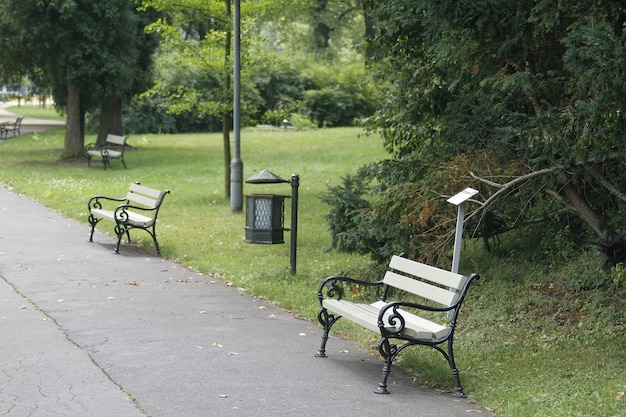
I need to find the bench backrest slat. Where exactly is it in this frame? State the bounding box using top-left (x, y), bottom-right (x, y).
top-left (383, 271), bottom-right (459, 306)
top-left (106, 134), bottom-right (127, 146)
top-left (384, 255), bottom-right (469, 306)
top-left (126, 184), bottom-right (165, 208)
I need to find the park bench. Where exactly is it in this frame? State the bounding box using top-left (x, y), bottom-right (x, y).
top-left (87, 183), bottom-right (170, 256)
top-left (0, 116), bottom-right (24, 139)
top-left (84, 134), bottom-right (128, 169)
top-left (315, 254), bottom-right (479, 396)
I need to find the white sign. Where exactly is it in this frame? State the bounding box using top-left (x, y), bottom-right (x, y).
top-left (446, 187), bottom-right (479, 206)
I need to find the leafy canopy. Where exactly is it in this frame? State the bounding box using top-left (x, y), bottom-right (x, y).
top-left (329, 0), bottom-right (626, 271)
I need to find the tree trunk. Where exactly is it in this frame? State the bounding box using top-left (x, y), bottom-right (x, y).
top-left (97, 100), bottom-right (124, 147)
top-left (362, 0), bottom-right (376, 61)
top-left (312, 0), bottom-right (331, 49)
top-left (560, 178), bottom-right (626, 270)
top-left (62, 83), bottom-right (85, 159)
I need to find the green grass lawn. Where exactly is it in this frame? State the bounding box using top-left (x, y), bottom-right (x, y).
top-left (1, 123), bottom-right (624, 417)
top-left (5, 103), bottom-right (65, 121)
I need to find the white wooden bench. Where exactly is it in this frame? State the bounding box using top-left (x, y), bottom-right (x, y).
top-left (87, 183), bottom-right (170, 255)
top-left (315, 254), bottom-right (479, 396)
top-left (84, 134), bottom-right (128, 170)
top-left (0, 116), bottom-right (24, 139)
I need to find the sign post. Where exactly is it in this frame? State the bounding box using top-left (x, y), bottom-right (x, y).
top-left (446, 187), bottom-right (479, 274)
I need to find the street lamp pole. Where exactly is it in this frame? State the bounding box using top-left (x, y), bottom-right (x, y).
top-left (230, 0), bottom-right (243, 212)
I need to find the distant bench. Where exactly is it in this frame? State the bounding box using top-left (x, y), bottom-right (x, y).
top-left (315, 254), bottom-right (479, 396)
top-left (0, 116), bottom-right (24, 139)
top-left (85, 134), bottom-right (128, 169)
top-left (88, 183), bottom-right (170, 256)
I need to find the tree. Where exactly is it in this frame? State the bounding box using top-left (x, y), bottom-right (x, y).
top-left (140, 0), bottom-right (236, 198)
top-left (336, 1), bottom-right (626, 270)
top-left (139, 0), bottom-right (304, 199)
top-left (95, 5), bottom-right (161, 146)
top-left (0, 1), bottom-right (159, 157)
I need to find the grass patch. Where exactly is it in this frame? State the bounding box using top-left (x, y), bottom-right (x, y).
top-left (1, 127), bottom-right (625, 417)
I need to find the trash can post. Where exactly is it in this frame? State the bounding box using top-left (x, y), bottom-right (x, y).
top-left (290, 174), bottom-right (300, 275)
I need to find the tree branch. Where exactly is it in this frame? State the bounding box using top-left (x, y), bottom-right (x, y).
top-left (587, 167), bottom-right (626, 204)
top-left (470, 166), bottom-right (559, 213)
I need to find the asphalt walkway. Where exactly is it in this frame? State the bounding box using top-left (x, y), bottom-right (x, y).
top-left (0, 165), bottom-right (492, 416)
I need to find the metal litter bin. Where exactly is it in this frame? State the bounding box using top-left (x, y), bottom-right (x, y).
top-left (245, 193), bottom-right (287, 244)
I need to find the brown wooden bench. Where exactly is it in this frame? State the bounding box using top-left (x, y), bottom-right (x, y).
top-left (84, 134), bottom-right (128, 169)
top-left (315, 254), bottom-right (479, 396)
top-left (87, 183), bottom-right (170, 255)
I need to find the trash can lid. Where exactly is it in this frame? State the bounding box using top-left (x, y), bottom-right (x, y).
top-left (245, 169), bottom-right (289, 184)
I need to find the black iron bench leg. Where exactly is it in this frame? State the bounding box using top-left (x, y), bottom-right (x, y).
top-left (444, 339), bottom-right (466, 398)
top-left (147, 226), bottom-right (161, 256)
top-left (375, 338), bottom-right (397, 394)
top-left (114, 224), bottom-right (131, 254)
top-left (315, 308), bottom-right (340, 358)
top-left (88, 215), bottom-right (100, 242)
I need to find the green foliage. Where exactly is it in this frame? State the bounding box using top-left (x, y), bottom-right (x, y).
top-left (610, 263), bottom-right (626, 288)
top-left (120, 97), bottom-right (178, 134)
top-left (137, 0), bottom-right (380, 132)
top-left (320, 168), bottom-right (374, 252)
top-left (321, 157), bottom-right (444, 263)
top-left (348, 0), bottom-right (626, 271)
top-left (0, 0), bottom-right (159, 109)
top-left (300, 59), bottom-right (382, 127)
top-left (252, 63), bottom-right (306, 124)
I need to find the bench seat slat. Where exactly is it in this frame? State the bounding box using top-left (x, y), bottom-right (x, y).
top-left (322, 299), bottom-right (449, 340)
top-left (389, 255), bottom-right (467, 290)
top-left (90, 208), bottom-right (154, 228)
top-left (87, 149), bottom-right (122, 158)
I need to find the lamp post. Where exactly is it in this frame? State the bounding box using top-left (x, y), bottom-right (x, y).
top-left (230, 0), bottom-right (243, 212)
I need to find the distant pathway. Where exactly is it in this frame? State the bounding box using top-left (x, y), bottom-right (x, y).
top-left (0, 101), bottom-right (65, 137)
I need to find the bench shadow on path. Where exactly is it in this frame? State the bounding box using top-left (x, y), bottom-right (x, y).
top-left (89, 241), bottom-right (160, 258)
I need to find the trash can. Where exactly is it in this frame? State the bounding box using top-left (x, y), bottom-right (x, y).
top-left (245, 193), bottom-right (288, 244)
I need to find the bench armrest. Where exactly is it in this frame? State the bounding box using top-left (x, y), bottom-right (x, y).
top-left (113, 203), bottom-right (158, 218)
top-left (318, 275), bottom-right (384, 304)
top-left (88, 195), bottom-right (127, 211)
top-left (101, 145), bottom-right (123, 153)
top-left (84, 143), bottom-right (123, 153)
